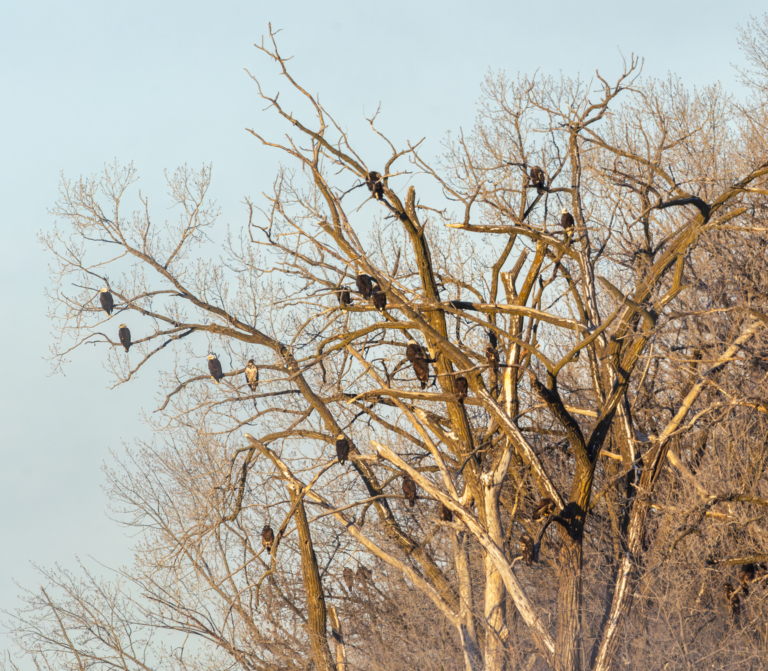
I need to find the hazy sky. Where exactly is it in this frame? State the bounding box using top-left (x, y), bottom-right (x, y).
top-left (1, 0), bottom-right (765, 647)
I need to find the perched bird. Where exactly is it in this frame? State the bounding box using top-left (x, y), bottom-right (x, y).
top-left (372, 289), bottom-right (387, 312)
top-left (338, 287), bottom-right (351, 306)
top-left (439, 502), bottom-right (453, 522)
top-left (560, 208), bottom-right (575, 230)
top-left (402, 475), bottom-right (417, 507)
top-left (356, 274), bottom-right (374, 299)
top-left (738, 564), bottom-right (755, 597)
top-left (343, 567), bottom-right (355, 591)
top-left (454, 376), bottom-right (468, 402)
top-left (118, 324), bottom-right (131, 352)
top-left (529, 166), bottom-right (546, 192)
top-left (520, 533), bottom-right (535, 566)
top-left (365, 171), bottom-right (384, 200)
top-left (207, 355), bottom-right (224, 384)
top-left (261, 525), bottom-right (275, 552)
top-left (723, 582), bottom-right (740, 619)
top-left (99, 288), bottom-right (114, 316)
top-left (357, 565), bottom-right (372, 582)
top-left (486, 344), bottom-right (500, 375)
top-left (245, 359), bottom-right (259, 392)
top-left (335, 433), bottom-right (350, 464)
top-left (406, 339), bottom-right (431, 389)
top-left (488, 330), bottom-right (498, 349)
top-left (532, 497), bottom-right (555, 521)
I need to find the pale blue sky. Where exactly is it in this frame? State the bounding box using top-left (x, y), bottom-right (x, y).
top-left (0, 0), bottom-right (763, 639)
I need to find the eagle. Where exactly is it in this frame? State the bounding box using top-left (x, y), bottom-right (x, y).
top-left (335, 433), bottom-right (350, 464)
top-left (372, 289), bottom-right (387, 312)
top-left (402, 475), bottom-right (417, 507)
top-left (723, 582), bottom-right (740, 619)
top-left (356, 274), bottom-right (374, 299)
top-left (356, 565), bottom-right (372, 582)
top-left (99, 288), bottom-right (114, 316)
top-left (261, 524), bottom-right (275, 552)
top-left (406, 339), bottom-right (431, 389)
top-left (738, 564), bottom-right (755, 597)
top-left (245, 360), bottom-right (259, 392)
top-left (520, 533), bottom-right (535, 566)
top-left (365, 171), bottom-right (384, 200)
top-left (454, 376), bottom-right (468, 402)
top-left (488, 330), bottom-right (498, 349)
top-left (118, 324), bottom-right (131, 352)
top-left (338, 287), bottom-right (351, 306)
top-left (343, 567), bottom-right (355, 591)
top-left (439, 502), bottom-right (453, 522)
top-left (486, 343), bottom-right (500, 392)
top-left (532, 497), bottom-right (555, 521)
top-left (207, 355), bottom-right (224, 384)
top-left (560, 208), bottom-right (575, 230)
top-left (529, 166), bottom-right (546, 192)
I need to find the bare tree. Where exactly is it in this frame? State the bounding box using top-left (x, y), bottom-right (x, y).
top-left (6, 18), bottom-right (768, 671)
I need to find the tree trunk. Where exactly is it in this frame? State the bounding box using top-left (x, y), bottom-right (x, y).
top-left (483, 472), bottom-right (508, 671)
top-left (290, 487), bottom-right (335, 671)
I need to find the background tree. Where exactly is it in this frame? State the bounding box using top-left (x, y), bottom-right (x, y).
top-left (5, 18), bottom-right (768, 671)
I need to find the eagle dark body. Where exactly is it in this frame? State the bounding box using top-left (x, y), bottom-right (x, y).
top-left (485, 344), bottom-right (500, 374)
top-left (402, 475), bottom-right (417, 507)
top-left (560, 210), bottom-right (575, 229)
top-left (439, 503), bottom-right (453, 522)
top-left (372, 290), bottom-right (387, 312)
top-left (357, 565), bottom-right (372, 582)
top-left (520, 533), bottom-right (535, 566)
top-left (118, 325), bottom-right (131, 352)
top-left (454, 376), bottom-right (468, 402)
top-left (245, 360), bottom-right (259, 392)
top-left (738, 564), bottom-right (755, 596)
top-left (261, 525), bottom-right (275, 551)
top-left (338, 287), bottom-right (351, 306)
top-left (356, 274), bottom-right (374, 299)
top-left (406, 341), bottom-right (431, 389)
top-left (208, 356), bottom-right (224, 384)
top-left (366, 171), bottom-right (384, 200)
top-left (533, 497), bottom-right (555, 520)
top-left (488, 330), bottom-right (498, 349)
top-left (343, 567), bottom-right (355, 591)
top-left (529, 166), bottom-right (545, 191)
top-left (336, 434), bottom-right (350, 464)
top-left (99, 289), bottom-right (114, 316)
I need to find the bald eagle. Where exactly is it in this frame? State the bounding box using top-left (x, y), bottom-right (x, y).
top-left (245, 360), bottom-right (259, 392)
top-left (454, 376), bottom-right (468, 402)
top-left (529, 166), bottom-right (545, 193)
top-left (723, 582), bottom-right (740, 619)
top-left (336, 434), bottom-right (350, 464)
top-left (533, 497), bottom-right (555, 521)
top-left (343, 567), bottom-right (355, 591)
top-left (520, 533), bottom-right (535, 567)
top-left (365, 171), bottom-right (384, 200)
top-left (207, 355), bottom-right (224, 384)
top-left (261, 525), bottom-right (275, 552)
top-left (402, 475), bottom-right (417, 507)
top-left (560, 209), bottom-right (574, 230)
top-left (738, 564), bottom-right (755, 597)
top-left (356, 274), bottom-right (374, 299)
top-left (439, 502), bottom-right (453, 522)
top-left (488, 330), bottom-right (498, 349)
top-left (406, 339), bottom-right (431, 389)
top-left (338, 287), bottom-right (351, 306)
top-left (372, 289), bottom-right (387, 312)
top-left (99, 288), bottom-right (114, 316)
top-left (118, 325), bottom-right (131, 352)
top-left (357, 565), bottom-right (372, 582)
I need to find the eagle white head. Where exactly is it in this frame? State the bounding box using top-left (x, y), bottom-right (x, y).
top-left (408, 338), bottom-right (417, 345)
top-left (207, 354), bottom-right (216, 360)
top-left (119, 323), bottom-right (127, 328)
top-left (336, 433), bottom-right (346, 440)
top-left (100, 287), bottom-right (109, 293)
top-left (561, 208), bottom-right (569, 214)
